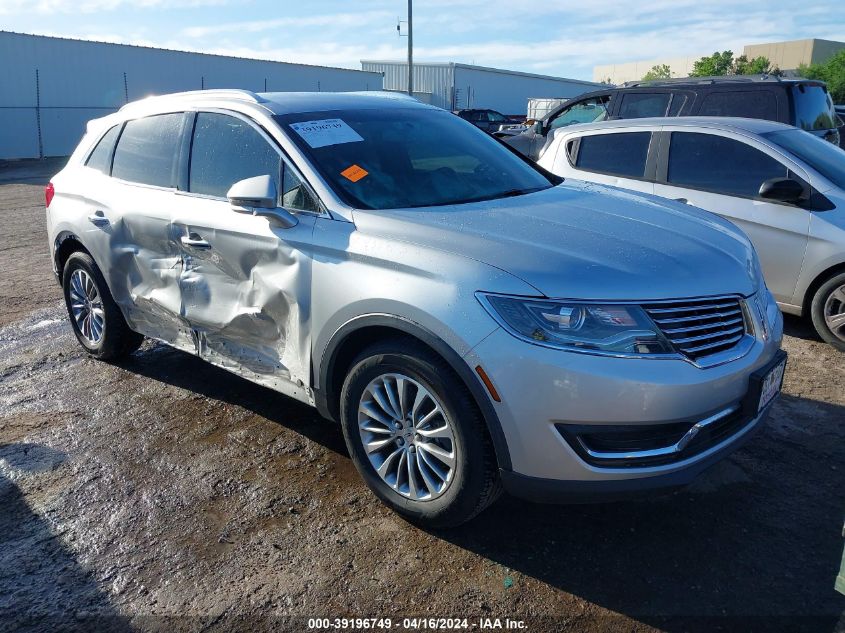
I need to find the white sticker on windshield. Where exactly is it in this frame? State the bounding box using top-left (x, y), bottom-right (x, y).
top-left (289, 118), bottom-right (364, 149)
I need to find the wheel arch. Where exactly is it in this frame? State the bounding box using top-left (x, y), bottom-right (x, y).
top-left (53, 231), bottom-right (91, 280)
top-left (802, 260), bottom-right (845, 317)
top-left (316, 315), bottom-right (512, 470)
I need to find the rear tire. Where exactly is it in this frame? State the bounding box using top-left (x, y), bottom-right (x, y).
top-left (62, 251), bottom-right (143, 360)
top-left (810, 271), bottom-right (845, 352)
top-left (339, 339), bottom-right (501, 528)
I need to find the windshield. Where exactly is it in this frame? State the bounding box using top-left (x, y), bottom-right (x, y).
top-left (763, 129), bottom-right (845, 189)
top-left (275, 108), bottom-right (554, 210)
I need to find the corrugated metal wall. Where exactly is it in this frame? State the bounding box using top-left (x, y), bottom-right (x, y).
top-left (0, 32), bottom-right (383, 159)
top-left (362, 61), bottom-right (454, 109)
top-left (362, 61), bottom-right (602, 115)
top-left (454, 66), bottom-right (599, 115)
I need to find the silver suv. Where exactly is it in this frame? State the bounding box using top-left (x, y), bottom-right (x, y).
top-left (46, 90), bottom-right (785, 527)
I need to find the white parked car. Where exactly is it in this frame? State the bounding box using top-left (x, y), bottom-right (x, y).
top-left (538, 117), bottom-right (845, 351)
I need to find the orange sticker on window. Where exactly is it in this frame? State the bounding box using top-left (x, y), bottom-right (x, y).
top-left (341, 164), bottom-right (369, 182)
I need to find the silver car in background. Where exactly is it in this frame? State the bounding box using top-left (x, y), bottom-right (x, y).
top-left (538, 117), bottom-right (845, 351)
top-left (46, 91), bottom-right (784, 527)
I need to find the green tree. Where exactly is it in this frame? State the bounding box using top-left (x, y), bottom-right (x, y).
top-left (732, 54), bottom-right (781, 76)
top-left (798, 49), bottom-right (845, 103)
top-left (690, 51), bottom-right (734, 77)
top-left (642, 64), bottom-right (672, 81)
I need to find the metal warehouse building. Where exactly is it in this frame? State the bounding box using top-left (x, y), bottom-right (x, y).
top-left (0, 31), bottom-right (383, 160)
top-left (361, 60), bottom-right (603, 115)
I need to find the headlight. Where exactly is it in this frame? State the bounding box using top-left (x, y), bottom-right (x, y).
top-left (477, 293), bottom-right (675, 355)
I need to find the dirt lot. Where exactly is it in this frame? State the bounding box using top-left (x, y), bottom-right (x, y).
top-left (1, 159), bottom-right (844, 633)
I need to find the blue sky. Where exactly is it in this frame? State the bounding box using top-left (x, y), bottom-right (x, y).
top-left (1, 0), bottom-right (843, 80)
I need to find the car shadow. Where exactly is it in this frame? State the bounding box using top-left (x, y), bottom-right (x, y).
top-left (114, 343), bottom-right (845, 631)
top-left (0, 442), bottom-right (130, 632)
top-left (431, 393), bottom-right (845, 632)
top-left (782, 313), bottom-right (822, 342)
top-left (114, 341), bottom-right (349, 457)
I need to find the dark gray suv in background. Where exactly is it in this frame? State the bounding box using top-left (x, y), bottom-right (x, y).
top-left (505, 76), bottom-right (842, 160)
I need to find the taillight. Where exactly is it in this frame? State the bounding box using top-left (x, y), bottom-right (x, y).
top-left (45, 182), bottom-right (55, 208)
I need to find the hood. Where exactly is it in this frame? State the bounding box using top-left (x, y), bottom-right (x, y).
top-left (351, 181), bottom-right (757, 301)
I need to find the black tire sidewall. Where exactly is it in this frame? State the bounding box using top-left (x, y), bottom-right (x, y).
top-left (340, 345), bottom-right (492, 527)
top-left (810, 271), bottom-right (845, 352)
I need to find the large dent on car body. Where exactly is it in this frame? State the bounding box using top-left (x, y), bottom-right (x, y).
top-left (105, 207), bottom-right (314, 403)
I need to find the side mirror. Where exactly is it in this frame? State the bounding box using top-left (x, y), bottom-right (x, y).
top-left (758, 177), bottom-right (808, 204)
top-left (533, 120), bottom-right (545, 135)
top-left (227, 175), bottom-right (298, 229)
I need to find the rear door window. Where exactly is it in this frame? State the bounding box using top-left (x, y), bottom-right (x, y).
top-left (667, 132), bottom-right (788, 198)
top-left (698, 90), bottom-right (779, 121)
top-left (617, 93), bottom-right (671, 119)
top-left (575, 131), bottom-right (652, 178)
top-left (111, 113), bottom-right (185, 187)
top-left (85, 125), bottom-right (121, 174)
top-left (188, 112), bottom-right (282, 199)
top-left (792, 84), bottom-right (837, 131)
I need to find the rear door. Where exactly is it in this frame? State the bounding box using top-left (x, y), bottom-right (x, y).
top-left (102, 112), bottom-right (192, 348)
top-left (170, 110), bottom-right (320, 392)
top-left (654, 128), bottom-right (811, 304)
top-left (553, 129), bottom-right (655, 195)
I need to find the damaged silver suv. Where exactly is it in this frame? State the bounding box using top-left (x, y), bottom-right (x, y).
top-left (47, 90), bottom-right (785, 527)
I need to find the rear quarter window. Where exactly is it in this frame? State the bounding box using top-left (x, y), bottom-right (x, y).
top-left (697, 90), bottom-right (779, 121)
top-left (111, 113), bottom-right (185, 188)
top-left (85, 125), bottom-right (121, 174)
top-left (792, 84), bottom-right (837, 131)
top-left (575, 132), bottom-right (652, 178)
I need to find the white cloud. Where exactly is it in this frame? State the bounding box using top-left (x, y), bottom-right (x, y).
top-left (180, 11), bottom-right (393, 38)
top-left (0, 0), bottom-right (229, 14)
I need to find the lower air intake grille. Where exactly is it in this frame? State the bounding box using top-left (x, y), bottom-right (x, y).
top-left (643, 297), bottom-right (748, 360)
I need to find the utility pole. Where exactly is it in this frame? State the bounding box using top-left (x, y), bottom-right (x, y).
top-left (407, 0), bottom-right (413, 95)
top-left (398, 1), bottom-right (413, 96)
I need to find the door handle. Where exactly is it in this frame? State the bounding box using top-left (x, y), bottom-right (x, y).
top-left (674, 198), bottom-right (689, 204)
top-left (180, 234), bottom-right (211, 249)
top-left (87, 210), bottom-right (109, 227)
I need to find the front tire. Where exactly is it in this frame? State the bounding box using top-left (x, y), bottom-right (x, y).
top-left (62, 251), bottom-right (143, 360)
top-left (339, 339), bottom-right (501, 528)
top-left (810, 271), bottom-right (845, 352)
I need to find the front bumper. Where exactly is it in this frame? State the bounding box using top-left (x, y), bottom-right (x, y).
top-left (464, 297), bottom-right (784, 495)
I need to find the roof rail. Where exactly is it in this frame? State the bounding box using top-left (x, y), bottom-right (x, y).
top-left (621, 74), bottom-right (784, 88)
top-left (120, 88), bottom-right (267, 110)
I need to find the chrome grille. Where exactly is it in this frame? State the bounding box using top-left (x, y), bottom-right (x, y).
top-left (643, 297), bottom-right (748, 360)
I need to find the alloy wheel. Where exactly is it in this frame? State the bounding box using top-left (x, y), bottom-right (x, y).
top-left (357, 373), bottom-right (457, 501)
top-left (69, 268), bottom-right (105, 345)
top-left (823, 283), bottom-right (845, 343)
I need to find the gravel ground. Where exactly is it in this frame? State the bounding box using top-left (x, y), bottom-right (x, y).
top-left (1, 159), bottom-right (844, 633)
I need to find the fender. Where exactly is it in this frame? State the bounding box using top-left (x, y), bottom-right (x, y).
top-left (316, 314), bottom-right (512, 471)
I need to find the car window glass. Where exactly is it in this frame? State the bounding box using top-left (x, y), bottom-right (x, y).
top-left (667, 132), bottom-right (788, 198)
top-left (764, 129), bottom-right (845, 189)
top-left (281, 166), bottom-right (320, 212)
top-left (189, 112), bottom-right (282, 199)
top-left (618, 93), bottom-right (671, 119)
top-left (792, 84), bottom-right (837, 131)
top-left (550, 98), bottom-right (609, 129)
top-left (112, 113), bottom-right (184, 187)
top-left (488, 111), bottom-right (505, 122)
top-left (575, 132), bottom-right (651, 178)
top-left (698, 91), bottom-right (778, 121)
top-left (85, 125), bottom-right (120, 174)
